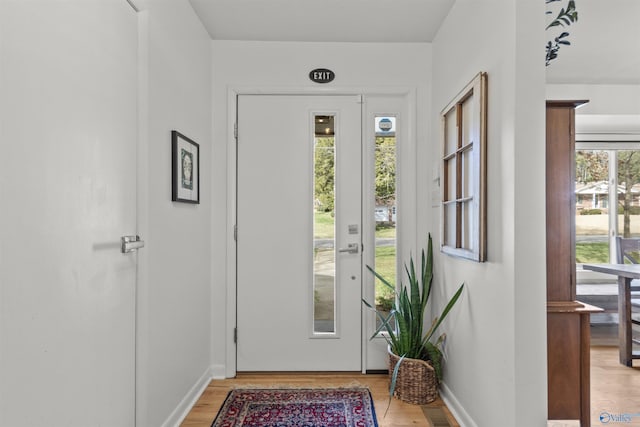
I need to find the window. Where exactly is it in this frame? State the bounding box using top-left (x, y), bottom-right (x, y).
top-left (313, 114), bottom-right (336, 334)
top-left (440, 72), bottom-right (487, 262)
top-left (575, 144), bottom-right (640, 267)
top-left (373, 116), bottom-right (397, 330)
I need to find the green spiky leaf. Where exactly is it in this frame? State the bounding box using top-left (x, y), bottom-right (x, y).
top-left (361, 233), bottom-right (465, 403)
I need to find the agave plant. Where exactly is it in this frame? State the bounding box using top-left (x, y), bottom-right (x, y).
top-left (362, 233), bottom-right (464, 384)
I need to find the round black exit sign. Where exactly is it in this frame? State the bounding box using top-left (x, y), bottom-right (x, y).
top-left (309, 68), bottom-right (335, 84)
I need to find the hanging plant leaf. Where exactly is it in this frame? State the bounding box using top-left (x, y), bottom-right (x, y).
top-left (546, 0), bottom-right (578, 29)
top-left (545, 0), bottom-right (578, 66)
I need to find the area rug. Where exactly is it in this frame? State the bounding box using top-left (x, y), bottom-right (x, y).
top-left (211, 387), bottom-right (378, 427)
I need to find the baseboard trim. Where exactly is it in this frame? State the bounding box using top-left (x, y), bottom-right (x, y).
top-left (440, 382), bottom-right (477, 427)
top-left (547, 420), bottom-right (580, 427)
top-left (211, 363), bottom-right (226, 379)
top-left (162, 366), bottom-right (213, 427)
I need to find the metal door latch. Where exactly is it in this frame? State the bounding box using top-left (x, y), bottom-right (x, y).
top-left (121, 235), bottom-right (145, 253)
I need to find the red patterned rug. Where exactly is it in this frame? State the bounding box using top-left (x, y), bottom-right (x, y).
top-left (211, 387), bottom-right (379, 427)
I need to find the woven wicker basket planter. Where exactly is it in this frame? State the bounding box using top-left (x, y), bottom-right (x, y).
top-left (388, 348), bottom-right (438, 404)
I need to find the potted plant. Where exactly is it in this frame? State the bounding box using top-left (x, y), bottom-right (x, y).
top-left (362, 233), bottom-right (464, 405)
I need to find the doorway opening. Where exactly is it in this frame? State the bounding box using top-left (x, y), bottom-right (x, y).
top-left (236, 94), bottom-right (363, 371)
top-left (574, 141), bottom-right (640, 424)
top-left (575, 143), bottom-right (640, 338)
top-left (230, 91), bottom-right (414, 374)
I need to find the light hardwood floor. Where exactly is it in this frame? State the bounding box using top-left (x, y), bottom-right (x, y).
top-left (180, 372), bottom-right (459, 427)
top-left (590, 346), bottom-right (640, 425)
top-left (180, 346), bottom-right (640, 427)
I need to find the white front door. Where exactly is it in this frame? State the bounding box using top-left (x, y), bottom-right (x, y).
top-left (0, 1), bottom-right (138, 425)
top-left (236, 95), bottom-right (362, 371)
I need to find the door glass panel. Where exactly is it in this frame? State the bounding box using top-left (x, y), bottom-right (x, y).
top-left (575, 149), bottom-right (640, 265)
top-left (576, 148), bottom-right (640, 341)
top-left (618, 150), bottom-right (640, 354)
top-left (313, 115), bottom-right (336, 334)
top-left (374, 116), bottom-right (397, 328)
top-left (616, 150), bottom-right (640, 241)
top-left (575, 150), bottom-right (611, 264)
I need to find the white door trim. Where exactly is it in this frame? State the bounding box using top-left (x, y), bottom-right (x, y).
top-left (224, 86), bottom-right (417, 377)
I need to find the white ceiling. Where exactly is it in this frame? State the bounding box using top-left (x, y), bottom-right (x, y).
top-left (188, 0), bottom-right (455, 43)
top-left (188, 0), bottom-right (640, 85)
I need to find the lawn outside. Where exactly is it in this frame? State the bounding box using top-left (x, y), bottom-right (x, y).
top-left (576, 214), bottom-right (640, 235)
top-left (576, 214), bottom-right (640, 263)
top-left (314, 212), bottom-right (397, 311)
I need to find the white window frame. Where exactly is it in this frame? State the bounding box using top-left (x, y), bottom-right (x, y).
top-left (576, 141), bottom-right (640, 278)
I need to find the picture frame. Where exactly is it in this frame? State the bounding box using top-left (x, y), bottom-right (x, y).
top-left (440, 72), bottom-right (487, 262)
top-left (172, 130), bottom-right (200, 204)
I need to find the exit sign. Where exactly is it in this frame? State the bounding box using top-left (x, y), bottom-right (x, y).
top-left (309, 68), bottom-right (335, 84)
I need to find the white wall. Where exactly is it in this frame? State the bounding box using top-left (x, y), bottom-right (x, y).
top-left (210, 41), bottom-right (431, 375)
top-left (134, 1), bottom-right (213, 426)
top-left (546, 84), bottom-right (640, 140)
top-left (546, 0), bottom-right (640, 137)
top-left (429, 1), bottom-right (547, 426)
top-left (1, 0), bottom-right (213, 425)
top-left (547, 84), bottom-right (640, 116)
top-left (544, 0), bottom-right (640, 85)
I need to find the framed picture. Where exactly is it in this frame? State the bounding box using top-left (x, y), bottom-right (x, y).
top-left (440, 72), bottom-right (487, 262)
top-left (172, 130), bottom-right (200, 204)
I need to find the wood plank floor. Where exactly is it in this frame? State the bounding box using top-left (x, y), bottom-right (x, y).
top-left (590, 346), bottom-right (640, 425)
top-left (180, 372), bottom-right (459, 427)
top-left (181, 346), bottom-right (640, 427)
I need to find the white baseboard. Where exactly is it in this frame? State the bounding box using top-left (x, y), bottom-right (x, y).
top-left (440, 382), bottom-right (477, 427)
top-left (211, 364), bottom-right (227, 379)
top-left (162, 366), bottom-right (213, 427)
top-left (547, 421), bottom-right (580, 427)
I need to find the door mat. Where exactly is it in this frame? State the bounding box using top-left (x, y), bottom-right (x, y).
top-left (211, 387), bottom-right (378, 427)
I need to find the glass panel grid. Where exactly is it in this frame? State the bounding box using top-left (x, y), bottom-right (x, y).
top-left (313, 115), bottom-right (336, 334)
top-left (575, 149), bottom-right (611, 264)
top-left (462, 148), bottom-right (473, 198)
top-left (617, 150), bottom-right (640, 240)
top-left (374, 116), bottom-right (397, 331)
top-left (444, 109), bottom-right (458, 155)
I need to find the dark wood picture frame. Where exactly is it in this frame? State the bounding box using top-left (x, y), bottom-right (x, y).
top-left (172, 130), bottom-right (200, 204)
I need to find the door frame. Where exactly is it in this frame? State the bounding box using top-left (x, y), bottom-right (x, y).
top-left (224, 86), bottom-right (417, 377)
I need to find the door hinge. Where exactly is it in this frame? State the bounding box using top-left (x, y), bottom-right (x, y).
top-left (234, 122), bottom-right (238, 139)
top-left (234, 224), bottom-right (238, 241)
top-left (234, 327), bottom-right (238, 343)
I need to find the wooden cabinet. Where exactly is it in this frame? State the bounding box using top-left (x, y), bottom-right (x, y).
top-left (547, 302), bottom-right (600, 424)
top-left (546, 101), bottom-right (582, 301)
top-left (546, 100), bottom-right (601, 427)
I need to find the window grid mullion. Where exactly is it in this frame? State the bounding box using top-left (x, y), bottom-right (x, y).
top-left (455, 103), bottom-right (463, 248)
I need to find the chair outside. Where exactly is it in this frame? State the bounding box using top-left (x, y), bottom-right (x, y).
top-left (616, 237), bottom-right (640, 291)
top-left (617, 237), bottom-right (640, 265)
top-left (616, 236), bottom-right (640, 350)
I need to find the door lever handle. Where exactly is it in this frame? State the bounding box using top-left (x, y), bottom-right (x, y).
top-left (338, 243), bottom-right (359, 254)
top-left (121, 235), bottom-right (145, 253)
